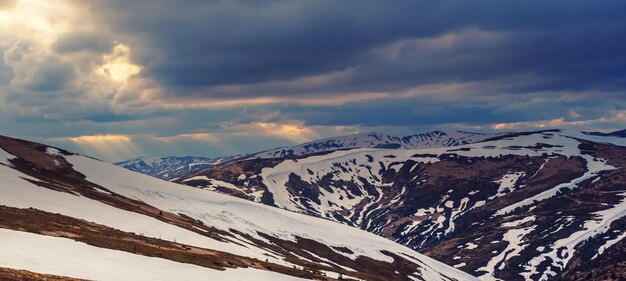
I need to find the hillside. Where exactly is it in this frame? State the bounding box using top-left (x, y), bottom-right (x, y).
top-left (178, 129), bottom-right (626, 280)
top-left (0, 135), bottom-right (475, 281)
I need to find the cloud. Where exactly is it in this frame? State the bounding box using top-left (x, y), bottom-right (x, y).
top-left (1, 0), bottom-right (625, 160)
top-left (0, 1), bottom-right (148, 125)
top-left (153, 121), bottom-right (361, 145)
top-left (98, 43), bottom-right (141, 83)
top-left (21, 56), bottom-right (75, 92)
top-left (76, 0), bottom-right (626, 99)
top-left (0, 0), bottom-right (16, 9)
top-left (45, 121), bottom-right (363, 161)
top-left (52, 32), bottom-right (114, 54)
top-left (0, 47), bottom-right (12, 84)
top-left (492, 110), bottom-right (626, 131)
top-left (152, 133), bottom-right (220, 143)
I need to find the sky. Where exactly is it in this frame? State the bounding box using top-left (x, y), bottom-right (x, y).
top-left (0, 0), bottom-right (625, 162)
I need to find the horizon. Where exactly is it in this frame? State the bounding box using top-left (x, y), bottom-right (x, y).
top-left (34, 127), bottom-right (626, 163)
top-left (1, 1), bottom-right (625, 161)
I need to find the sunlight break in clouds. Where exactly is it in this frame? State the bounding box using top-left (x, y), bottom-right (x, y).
top-left (98, 43), bottom-right (141, 83)
top-left (492, 111), bottom-right (626, 131)
top-left (68, 135), bottom-right (143, 162)
top-left (0, 0), bottom-right (149, 118)
top-left (0, 0), bottom-right (74, 47)
top-left (255, 122), bottom-right (318, 144)
top-left (154, 122), bottom-right (323, 146)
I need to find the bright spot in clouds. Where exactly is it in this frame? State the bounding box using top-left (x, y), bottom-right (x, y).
top-left (68, 135), bottom-right (143, 162)
top-left (99, 43), bottom-right (141, 83)
top-left (254, 122), bottom-right (320, 144)
top-left (0, 0), bottom-right (75, 47)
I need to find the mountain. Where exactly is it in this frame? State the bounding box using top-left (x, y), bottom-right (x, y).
top-left (114, 155), bottom-right (246, 181)
top-left (252, 131), bottom-right (502, 159)
top-left (115, 131), bottom-right (501, 180)
top-left (0, 135), bottom-right (476, 281)
top-left (583, 129), bottom-right (626, 138)
top-left (177, 129), bottom-right (626, 280)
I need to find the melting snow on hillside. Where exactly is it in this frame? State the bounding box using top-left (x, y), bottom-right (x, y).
top-left (0, 143), bottom-right (476, 281)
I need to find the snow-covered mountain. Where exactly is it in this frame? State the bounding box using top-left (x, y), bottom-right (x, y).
top-left (252, 131), bottom-right (502, 159)
top-left (115, 130), bottom-right (499, 181)
top-left (178, 129), bottom-right (626, 280)
top-left (114, 155), bottom-right (245, 180)
top-left (0, 135), bottom-right (476, 281)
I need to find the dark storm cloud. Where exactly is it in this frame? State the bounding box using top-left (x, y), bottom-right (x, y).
top-left (22, 58), bottom-right (75, 92)
top-left (84, 0), bottom-right (626, 99)
top-left (279, 93), bottom-right (626, 128)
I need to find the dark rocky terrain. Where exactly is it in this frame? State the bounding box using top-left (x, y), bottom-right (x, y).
top-left (176, 129), bottom-right (626, 280)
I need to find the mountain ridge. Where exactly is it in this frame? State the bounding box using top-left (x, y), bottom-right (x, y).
top-left (583, 129), bottom-right (626, 138)
top-left (251, 130), bottom-right (503, 159)
top-left (116, 130), bottom-right (504, 180)
top-left (175, 129), bottom-right (626, 280)
top-left (115, 155), bottom-right (246, 180)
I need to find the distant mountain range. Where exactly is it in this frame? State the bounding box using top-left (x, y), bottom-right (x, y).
top-left (116, 130), bottom-right (504, 180)
top-left (114, 155), bottom-right (246, 180)
top-left (252, 130), bottom-right (503, 158)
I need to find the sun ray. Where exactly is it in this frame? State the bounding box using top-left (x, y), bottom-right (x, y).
top-left (68, 134), bottom-right (143, 162)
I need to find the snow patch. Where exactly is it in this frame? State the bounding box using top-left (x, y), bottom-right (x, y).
top-left (0, 148), bottom-right (16, 166)
top-left (45, 147), bottom-right (62, 156)
top-left (478, 216), bottom-right (536, 280)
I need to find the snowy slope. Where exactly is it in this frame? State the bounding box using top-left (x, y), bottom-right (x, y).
top-left (0, 229), bottom-right (303, 281)
top-left (180, 129), bottom-right (626, 280)
top-left (258, 130), bottom-right (614, 214)
top-left (0, 135), bottom-right (476, 281)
